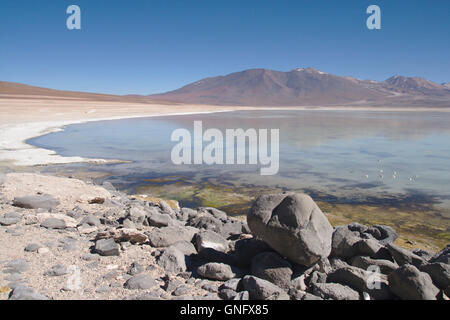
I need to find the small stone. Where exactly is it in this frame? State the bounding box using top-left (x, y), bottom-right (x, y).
top-left (88, 197), bottom-right (105, 204)
top-left (41, 218), bottom-right (66, 229)
top-left (4, 259), bottom-right (29, 274)
top-left (197, 263), bottom-right (236, 281)
top-left (128, 262), bottom-right (144, 276)
top-left (94, 238), bottom-right (120, 256)
top-left (124, 274), bottom-right (158, 290)
top-left (44, 264), bottom-right (68, 277)
top-left (172, 285), bottom-right (190, 296)
top-left (312, 282), bottom-right (360, 300)
top-left (37, 247), bottom-right (50, 254)
top-left (24, 243), bottom-right (42, 253)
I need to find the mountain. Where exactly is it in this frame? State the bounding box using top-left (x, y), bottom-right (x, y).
top-left (384, 76), bottom-right (448, 96)
top-left (2, 69), bottom-right (449, 107)
top-left (150, 68), bottom-right (450, 107)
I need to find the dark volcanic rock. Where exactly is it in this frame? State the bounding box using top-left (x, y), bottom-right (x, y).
top-left (349, 256), bottom-right (398, 275)
top-left (372, 225), bottom-right (398, 245)
top-left (157, 246), bottom-right (187, 274)
top-left (231, 238), bottom-right (272, 268)
top-left (242, 275), bottom-right (290, 300)
top-left (386, 243), bottom-right (426, 267)
top-left (94, 238), bottom-right (120, 256)
top-left (330, 226), bottom-right (360, 258)
top-left (419, 262), bottom-right (450, 290)
top-left (312, 282), bottom-right (360, 300)
top-left (327, 266), bottom-right (391, 300)
top-left (147, 226), bottom-right (197, 248)
top-left (147, 213), bottom-right (175, 228)
top-left (124, 274), bottom-right (158, 290)
top-left (388, 264), bottom-right (439, 300)
top-left (247, 193), bottom-right (333, 267)
top-left (195, 230), bottom-right (229, 253)
top-left (172, 240), bottom-right (197, 256)
top-left (429, 245), bottom-right (450, 264)
top-left (41, 218), bottom-right (66, 229)
top-left (196, 262), bottom-right (236, 281)
top-left (251, 252), bottom-right (293, 289)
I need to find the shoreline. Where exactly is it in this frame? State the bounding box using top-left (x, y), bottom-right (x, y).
top-left (0, 110), bottom-right (236, 167)
top-left (1, 95), bottom-right (450, 168)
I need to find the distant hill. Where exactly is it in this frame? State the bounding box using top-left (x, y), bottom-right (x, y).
top-left (2, 69), bottom-right (449, 107)
top-left (0, 81), bottom-right (162, 104)
top-left (150, 68), bottom-right (450, 107)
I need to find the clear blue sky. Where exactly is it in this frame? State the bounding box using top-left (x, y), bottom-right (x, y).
top-left (1, 0), bottom-right (449, 95)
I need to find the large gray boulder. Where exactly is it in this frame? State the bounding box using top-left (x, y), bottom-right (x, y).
top-left (387, 243), bottom-right (426, 267)
top-left (429, 244), bottom-right (450, 264)
top-left (388, 264), bottom-right (439, 300)
top-left (247, 193), bottom-right (333, 267)
top-left (242, 275), bottom-right (290, 300)
top-left (419, 262), bottom-right (450, 290)
top-left (251, 252), bottom-right (293, 289)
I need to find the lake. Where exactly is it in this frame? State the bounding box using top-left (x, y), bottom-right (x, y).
top-left (29, 110), bottom-right (450, 249)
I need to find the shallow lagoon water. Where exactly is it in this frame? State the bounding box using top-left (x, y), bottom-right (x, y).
top-left (29, 110), bottom-right (450, 248)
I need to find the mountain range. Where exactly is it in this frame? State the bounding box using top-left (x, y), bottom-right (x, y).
top-left (1, 68), bottom-right (449, 107)
top-left (150, 68), bottom-right (450, 107)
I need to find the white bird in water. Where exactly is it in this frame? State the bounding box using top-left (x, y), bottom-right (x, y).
top-left (365, 174), bottom-right (369, 179)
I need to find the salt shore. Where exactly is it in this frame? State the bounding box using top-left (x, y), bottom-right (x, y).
top-left (1, 95), bottom-right (449, 168)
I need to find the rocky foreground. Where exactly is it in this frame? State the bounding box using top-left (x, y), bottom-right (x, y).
top-left (0, 173), bottom-right (449, 300)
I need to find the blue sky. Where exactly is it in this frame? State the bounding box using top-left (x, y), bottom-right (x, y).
top-left (0, 0), bottom-right (449, 95)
